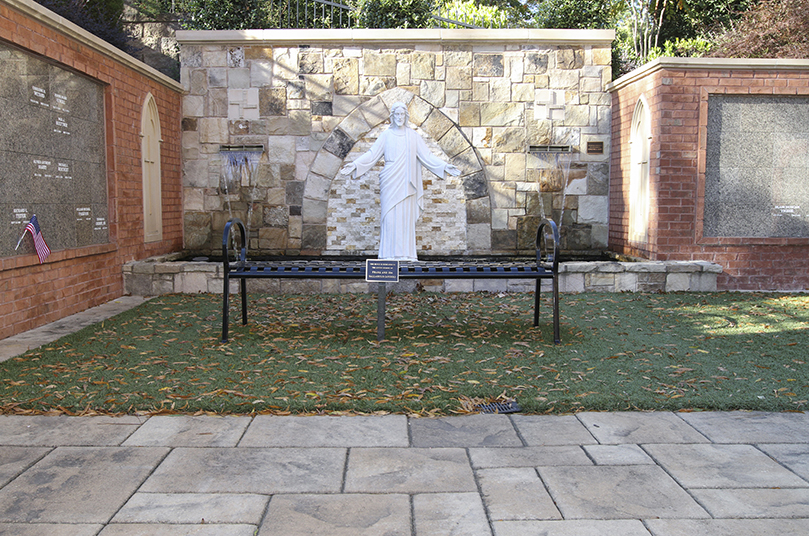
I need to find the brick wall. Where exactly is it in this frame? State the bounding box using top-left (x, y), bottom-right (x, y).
top-left (609, 59), bottom-right (809, 290)
top-left (0, 0), bottom-right (184, 340)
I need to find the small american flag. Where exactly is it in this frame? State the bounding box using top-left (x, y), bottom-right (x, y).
top-left (24, 215), bottom-right (51, 263)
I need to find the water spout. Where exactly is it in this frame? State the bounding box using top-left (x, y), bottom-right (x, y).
top-left (529, 145), bottom-right (573, 225)
top-left (555, 151), bottom-right (573, 227)
top-left (220, 145), bottom-right (264, 252)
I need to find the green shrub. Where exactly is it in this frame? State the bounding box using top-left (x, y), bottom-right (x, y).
top-left (180, 0), bottom-right (271, 30)
top-left (434, 0), bottom-right (509, 29)
top-left (357, 0), bottom-right (433, 28)
top-left (36, 0), bottom-right (130, 50)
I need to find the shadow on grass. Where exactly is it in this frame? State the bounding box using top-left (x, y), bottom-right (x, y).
top-left (1, 292), bottom-right (807, 416)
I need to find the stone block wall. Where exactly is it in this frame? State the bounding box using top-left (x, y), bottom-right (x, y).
top-left (121, 2), bottom-right (181, 80)
top-left (609, 58), bottom-right (809, 290)
top-left (123, 256), bottom-right (721, 297)
top-left (0, 0), bottom-right (184, 340)
top-left (176, 29), bottom-right (614, 258)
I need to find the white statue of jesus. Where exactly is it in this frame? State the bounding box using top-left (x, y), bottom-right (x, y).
top-left (340, 102), bottom-right (461, 261)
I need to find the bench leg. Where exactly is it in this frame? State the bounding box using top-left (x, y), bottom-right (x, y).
top-left (241, 278), bottom-right (248, 325)
top-left (222, 273), bottom-right (230, 343)
top-left (533, 278), bottom-right (541, 327)
top-left (552, 275), bottom-right (561, 344)
top-left (377, 282), bottom-right (386, 341)
top-left (534, 278), bottom-right (561, 344)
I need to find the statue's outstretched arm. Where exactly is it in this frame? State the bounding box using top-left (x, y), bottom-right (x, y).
top-left (341, 132), bottom-right (387, 178)
top-left (445, 164), bottom-right (461, 176)
top-left (415, 133), bottom-right (461, 178)
top-left (339, 162), bottom-right (357, 177)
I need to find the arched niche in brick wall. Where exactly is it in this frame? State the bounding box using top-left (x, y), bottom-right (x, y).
top-left (141, 92), bottom-right (163, 244)
top-left (300, 88), bottom-right (490, 255)
top-left (628, 95), bottom-right (651, 245)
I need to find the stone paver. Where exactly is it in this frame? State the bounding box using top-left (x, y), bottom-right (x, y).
top-left (758, 443), bottom-right (809, 480)
top-left (99, 524), bottom-right (257, 536)
top-left (112, 492), bottom-right (268, 524)
top-left (345, 447), bottom-right (477, 493)
top-left (240, 414), bottom-right (408, 447)
top-left (141, 447), bottom-right (345, 494)
top-left (583, 444), bottom-right (655, 465)
top-left (0, 447), bottom-right (50, 487)
top-left (0, 446), bottom-right (168, 523)
top-left (123, 415), bottom-right (252, 447)
top-left (409, 414), bottom-right (522, 447)
top-left (493, 519), bottom-right (653, 536)
top-left (679, 411), bottom-right (809, 443)
top-left (577, 411), bottom-right (708, 444)
top-left (644, 518), bottom-right (809, 536)
top-left (539, 465), bottom-right (710, 519)
top-left (645, 443), bottom-right (809, 488)
top-left (0, 412), bottom-right (806, 533)
top-left (690, 488), bottom-right (809, 518)
top-left (469, 446), bottom-right (591, 468)
top-left (412, 492), bottom-right (491, 535)
top-left (0, 415), bottom-right (143, 446)
top-left (510, 415), bottom-right (597, 446)
top-left (259, 494), bottom-right (410, 536)
top-left (478, 467), bottom-right (561, 520)
top-left (0, 524), bottom-right (103, 536)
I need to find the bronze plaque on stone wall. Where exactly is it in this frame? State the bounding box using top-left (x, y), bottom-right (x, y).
top-left (1, 40), bottom-right (108, 259)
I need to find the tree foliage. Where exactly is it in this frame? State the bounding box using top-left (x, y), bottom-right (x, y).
top-left (35, 0), bottom-right (131, 50)
top-left (709, 0), bottom-right (809, 58)
top-left (534, 0), bottom-right (618, 29)
top-left (177, 0), bottom-right (272, 30)
top-left (356, 0), bottom-right (434, 28)
top-left (467, 0), bottom-right (538, 27)
top-left (434, 0), bottom-right (510, 28)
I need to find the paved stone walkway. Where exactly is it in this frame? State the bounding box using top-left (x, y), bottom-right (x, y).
top-left (1, 411), bottom-right (809, 535)
top-left (1, 299), bottom-right (809, 535)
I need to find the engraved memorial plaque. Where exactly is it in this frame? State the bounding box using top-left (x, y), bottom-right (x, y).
top-left (1, 41), bottom-right (108, 259)
top-left (704, 95), bottom-right (809, 238)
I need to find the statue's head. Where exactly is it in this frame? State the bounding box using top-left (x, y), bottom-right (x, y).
top-left (389, 102), bottom-right (409, 127)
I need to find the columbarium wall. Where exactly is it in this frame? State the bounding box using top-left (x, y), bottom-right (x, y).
top-left (608, 58), bottom-right (809, 290)
top-left (176, 29), bottom-right (614, 258)
top-left (0, 0), bottom-right (183, 340)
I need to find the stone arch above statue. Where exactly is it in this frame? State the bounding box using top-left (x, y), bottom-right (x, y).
top-left (300, 88), bottom-right (491, 256)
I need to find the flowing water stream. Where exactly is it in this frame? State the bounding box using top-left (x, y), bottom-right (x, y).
top-left (220, 145), bottom-right (264, 253)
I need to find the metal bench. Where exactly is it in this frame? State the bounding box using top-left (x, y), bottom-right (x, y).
top-left (221, 218), bottom-right (561, 344)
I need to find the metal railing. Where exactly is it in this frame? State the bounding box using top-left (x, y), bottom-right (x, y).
top-left (267, 0), bottom-right (357, 29)
top-left (261, 0), bottom-right (503, 29)
top-left (150, 0), bottom-right (509, 29)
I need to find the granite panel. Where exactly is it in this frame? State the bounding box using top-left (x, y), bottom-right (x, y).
top-left (0, 206), bottom-right (18, 257)
top-left (0, 49), bottom-right (28, 100)
top-left (705, 95), bottom-right (809, 238)
top-left (1, 41), bottom-right (108, 259)
top-left (0, 152), bottom-right (28, 204)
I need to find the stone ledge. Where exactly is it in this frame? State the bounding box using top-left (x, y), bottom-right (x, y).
top-left (608, 56), bottom-right (809, 92)
top-left (175, 28), bottom-right (615, 46)
top-left (123, 257), bottom-right (722, 296)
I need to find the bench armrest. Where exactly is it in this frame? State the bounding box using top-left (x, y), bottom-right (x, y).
top-left (536, 218), bottom-right (560, 272)
top-left (222, 218), bottom-right (247, 270)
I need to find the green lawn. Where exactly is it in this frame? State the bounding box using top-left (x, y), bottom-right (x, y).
top-left (1, 291), bottom-right (807, 416)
